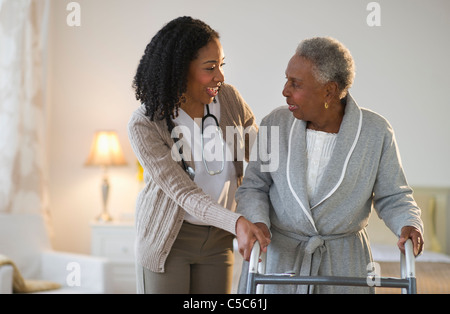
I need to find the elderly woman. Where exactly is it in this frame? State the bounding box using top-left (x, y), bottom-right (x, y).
top-left (236, 37), bottom-right (424, 294)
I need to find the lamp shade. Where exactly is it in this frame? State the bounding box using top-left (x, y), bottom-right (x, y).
top-left (85, 131), bottom-right (127, 166)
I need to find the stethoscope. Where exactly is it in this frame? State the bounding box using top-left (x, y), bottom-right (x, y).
top-left (175, 104), bottom-right (225, 180)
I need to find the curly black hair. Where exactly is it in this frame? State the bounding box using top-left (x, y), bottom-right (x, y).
top-left (132, 16), bottom-right (220, 133)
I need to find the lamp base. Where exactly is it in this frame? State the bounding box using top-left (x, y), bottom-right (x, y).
top-left (97, 212), bottom-right (113, 222)
top-left (97, 171), bottom-right (113, 222)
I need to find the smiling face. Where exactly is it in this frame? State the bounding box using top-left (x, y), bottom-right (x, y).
top-left (282, 55), bottom-right (328, 122)
top-left (185, 38), bottom-right (225, 107)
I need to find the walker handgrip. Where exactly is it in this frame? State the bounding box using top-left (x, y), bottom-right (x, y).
top-left (402, 239), bottom-right (416, 278)
top-left (246, 241), bottom-right (261, 294)
top-left (249, 241), bottom-right (261, 274)
top-left (400, 239), bottom-right (417, 294)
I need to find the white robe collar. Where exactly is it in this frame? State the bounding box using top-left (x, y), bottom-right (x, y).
top-left (286, 94), bottom-right (363, 232)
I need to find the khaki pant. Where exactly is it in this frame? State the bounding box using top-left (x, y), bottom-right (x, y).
top-left (136, 222), bottom-right (234, 294)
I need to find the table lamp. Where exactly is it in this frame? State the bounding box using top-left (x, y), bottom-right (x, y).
top-left (85, 131), bottom-right (127, 222)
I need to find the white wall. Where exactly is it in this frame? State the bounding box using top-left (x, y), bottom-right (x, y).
top-left (47, 0), bottom-right (450, 253)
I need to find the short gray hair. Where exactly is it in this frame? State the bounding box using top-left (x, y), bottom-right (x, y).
top-left (296, 37), bottom-right (355, 98)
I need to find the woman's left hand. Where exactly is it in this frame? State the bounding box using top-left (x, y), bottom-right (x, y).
top-left (397, 226), bottom-right (424, 256)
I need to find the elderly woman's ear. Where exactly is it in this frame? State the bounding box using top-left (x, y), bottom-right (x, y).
top-left (324, 81), bottom-right (340, 101)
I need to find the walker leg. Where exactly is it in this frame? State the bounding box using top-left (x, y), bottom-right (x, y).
top-left (408, 277), bottom-right (417, 294)
top-left (247, 272), bottom-right (257, 294)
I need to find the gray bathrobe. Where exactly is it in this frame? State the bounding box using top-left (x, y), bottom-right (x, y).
top-left (236, 94), bottom-right (423, 294)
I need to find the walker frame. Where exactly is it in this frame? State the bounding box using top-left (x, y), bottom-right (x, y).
top-left (246, 239), bottom-right (417, 294)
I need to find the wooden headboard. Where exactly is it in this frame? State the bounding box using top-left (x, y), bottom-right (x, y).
top-left (366, 186), bottom-right (450, 255)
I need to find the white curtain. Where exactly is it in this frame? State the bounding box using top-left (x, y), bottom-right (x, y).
top-left (0, 0), bottom-right (49, 214)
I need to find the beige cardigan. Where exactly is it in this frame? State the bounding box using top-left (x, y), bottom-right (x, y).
top-left (128, 84), bottom-right (257, 272)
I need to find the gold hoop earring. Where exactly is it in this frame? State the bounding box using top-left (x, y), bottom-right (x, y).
top-left (325, 102), bottom-right (329, 109)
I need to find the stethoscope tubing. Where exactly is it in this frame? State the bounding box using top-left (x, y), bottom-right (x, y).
top-left (175, 104), bottom-right (225, 180)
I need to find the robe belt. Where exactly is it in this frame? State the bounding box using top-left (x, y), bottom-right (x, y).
top-left (271, 225), bottom-right (362, 294)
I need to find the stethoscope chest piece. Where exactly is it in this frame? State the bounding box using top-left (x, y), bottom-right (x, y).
top-left (185, 166), bottom-right (195, 180)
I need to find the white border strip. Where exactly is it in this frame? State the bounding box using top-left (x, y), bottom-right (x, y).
top-left (286, 119), bottom-right (318, 232)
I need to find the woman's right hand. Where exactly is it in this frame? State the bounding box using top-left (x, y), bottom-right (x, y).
top-left (235, 217), bottom-right (271, 261)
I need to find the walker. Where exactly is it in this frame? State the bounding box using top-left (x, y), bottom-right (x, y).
top-left (246, 239), bottom-right (417, 294)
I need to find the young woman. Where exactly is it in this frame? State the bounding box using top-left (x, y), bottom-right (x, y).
top-left (128, 16), bottom-right (269, 294)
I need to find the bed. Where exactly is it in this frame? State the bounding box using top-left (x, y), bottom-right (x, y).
top-left (367, 186), bottom-right (450, 294)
